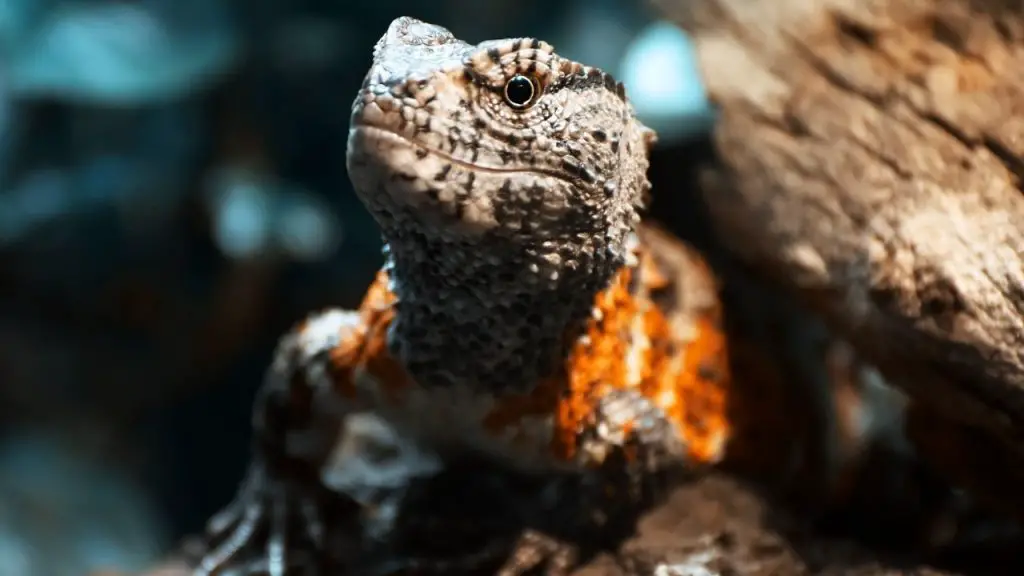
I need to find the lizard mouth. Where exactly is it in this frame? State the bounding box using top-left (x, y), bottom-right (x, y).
top-left (351, 123), bottom-right (581, 183)
top-left (352, 123), bottom-right (499, 174)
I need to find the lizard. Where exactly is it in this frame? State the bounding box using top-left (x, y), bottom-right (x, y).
top-left (188, 16), bottom-right (930, 576)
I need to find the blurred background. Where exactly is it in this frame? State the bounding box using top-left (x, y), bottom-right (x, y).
top-left (0, 1), bottom-right (713, 574)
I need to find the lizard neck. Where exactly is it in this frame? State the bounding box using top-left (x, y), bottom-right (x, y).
top-left (381, 231), bottom-right (635, 394)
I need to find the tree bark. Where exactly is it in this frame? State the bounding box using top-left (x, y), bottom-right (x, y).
top-left (653, 0), bottom-right (1024, 513)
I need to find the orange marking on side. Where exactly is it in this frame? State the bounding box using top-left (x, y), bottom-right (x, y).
top-left (483, 245), bottom-right (732, 467)
top-left (327, 271), bottom-right (414, 401)
top-left (325, 316), bottom-right (366, 398)
top-left (553, 266), bottom-right (636, 460)
top-left (630, 247), bottom-right (730, 464)
top-left (480, 266), bottom-right (637, 460)
top-left (656, 311), bottom-right (730, 463)
top-left (481, 374), bottom-right (563, 443)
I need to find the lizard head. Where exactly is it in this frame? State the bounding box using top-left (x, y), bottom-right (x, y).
top-left (347, 16), bottom-right (656, 289)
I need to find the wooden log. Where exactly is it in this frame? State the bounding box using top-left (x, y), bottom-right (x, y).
top-left (652, 0), bottom-right (1024, 514)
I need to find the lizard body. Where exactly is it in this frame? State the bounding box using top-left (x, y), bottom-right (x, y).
top-left (330, 16), bottom-right (732, 476)
top-left (320, 223), bottom-right (729, 473)
top-left (191, 17), bottom-right (875, 576)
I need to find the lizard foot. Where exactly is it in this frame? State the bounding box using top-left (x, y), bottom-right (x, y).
top-left (194, 460), bottom-right (351, 576)
top-left (577, 388), bottom-right (691, 507)
top-left (492, 389), bottom-right (688, 575)
top-left (495, 530), bottom-right (578, 576)
top-left (192, 309), bottom-right (368, 575)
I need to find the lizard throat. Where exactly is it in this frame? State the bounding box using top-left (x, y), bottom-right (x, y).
top-left (380, 231), bottom-right (630, 395)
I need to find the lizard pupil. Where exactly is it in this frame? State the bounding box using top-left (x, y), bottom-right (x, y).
top-left (504, 75), bottom-right (536, 108)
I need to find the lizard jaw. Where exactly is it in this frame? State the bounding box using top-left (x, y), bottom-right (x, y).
top-left (347, 122), bottom-right (503, 235)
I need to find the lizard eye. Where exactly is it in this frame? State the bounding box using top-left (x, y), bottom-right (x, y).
top-left (503, 75), bottom-right (538, 108)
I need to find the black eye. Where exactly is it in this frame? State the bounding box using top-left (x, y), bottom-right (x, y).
top-left (503, 75), bottom-right (537, 108)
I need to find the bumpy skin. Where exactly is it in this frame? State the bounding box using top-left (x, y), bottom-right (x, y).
top-left (346, 17), bottom-right (655, 398)
top-left (326, 223), bottom-right (729, 472)
top-left (190, 17), bottom-right (864, 576)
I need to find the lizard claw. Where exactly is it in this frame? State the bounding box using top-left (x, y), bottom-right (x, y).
top-left (193, 462), bottom-right (336, 576)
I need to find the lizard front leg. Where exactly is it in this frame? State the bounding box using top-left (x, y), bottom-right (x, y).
top-left (194, 308), bottom-right (369, 576)
top-left (496, 388), bottom-right (696, 576)
top-left (495, 239), bottom-right (730, 576)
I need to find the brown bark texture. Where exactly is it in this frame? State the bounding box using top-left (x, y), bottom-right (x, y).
top-left (652, 0), bottom-right (1024, 511)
